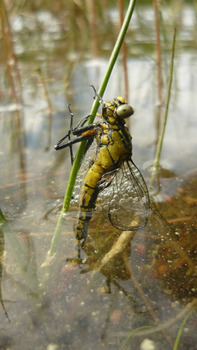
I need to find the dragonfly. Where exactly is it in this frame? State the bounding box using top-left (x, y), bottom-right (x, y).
top-left (55, 87), bottom-right (151, 248)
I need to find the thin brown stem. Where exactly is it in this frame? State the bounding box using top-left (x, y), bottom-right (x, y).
top-left (153, 0), bottom-right (162, 106)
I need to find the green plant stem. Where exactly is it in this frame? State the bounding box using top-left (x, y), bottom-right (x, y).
top-left (0, 208), bottom-right (7, 224)
top-left (149, 28), bottom-right (176, 191)
top-left (121, 326), bottom-right (152, 349)
top-left (173, 307), bottom-right (195, 350)
top-left (3, 223), bottom-right (30, 271)
top-left (46, 0), bottom-right (136, 260)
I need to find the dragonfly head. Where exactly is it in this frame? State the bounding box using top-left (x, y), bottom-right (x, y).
top-left (114, 97), bottom-right (134, 119)
top-left (102, 97), bottom-right (134, 124)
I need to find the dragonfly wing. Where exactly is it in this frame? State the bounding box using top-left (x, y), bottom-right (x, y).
top-left (99, 160), bottom-right (150, 231)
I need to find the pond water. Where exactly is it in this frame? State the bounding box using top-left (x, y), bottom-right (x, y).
top-left (0, 1), bottom-right (196, 349)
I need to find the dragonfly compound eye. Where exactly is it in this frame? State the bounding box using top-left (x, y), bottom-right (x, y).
top-left (116, 104), bottom-right (134, 119)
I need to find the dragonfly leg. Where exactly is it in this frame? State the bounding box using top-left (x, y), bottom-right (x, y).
top-left (67, 104), bottom-right (74, 164)
top-left (90, 85), bottom-right (103, 105)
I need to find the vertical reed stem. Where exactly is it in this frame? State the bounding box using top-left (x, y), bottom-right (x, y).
top-left (153, 0), bottom-right (162, 106)
top-left (149, 28), bottom-right (176, 191)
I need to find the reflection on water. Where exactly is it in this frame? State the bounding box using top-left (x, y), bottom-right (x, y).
top-left (0, 1), bottom-right (196, 349)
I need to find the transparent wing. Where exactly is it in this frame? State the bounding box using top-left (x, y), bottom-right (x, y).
top-left (98, 160), bottom-right (150, 231)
